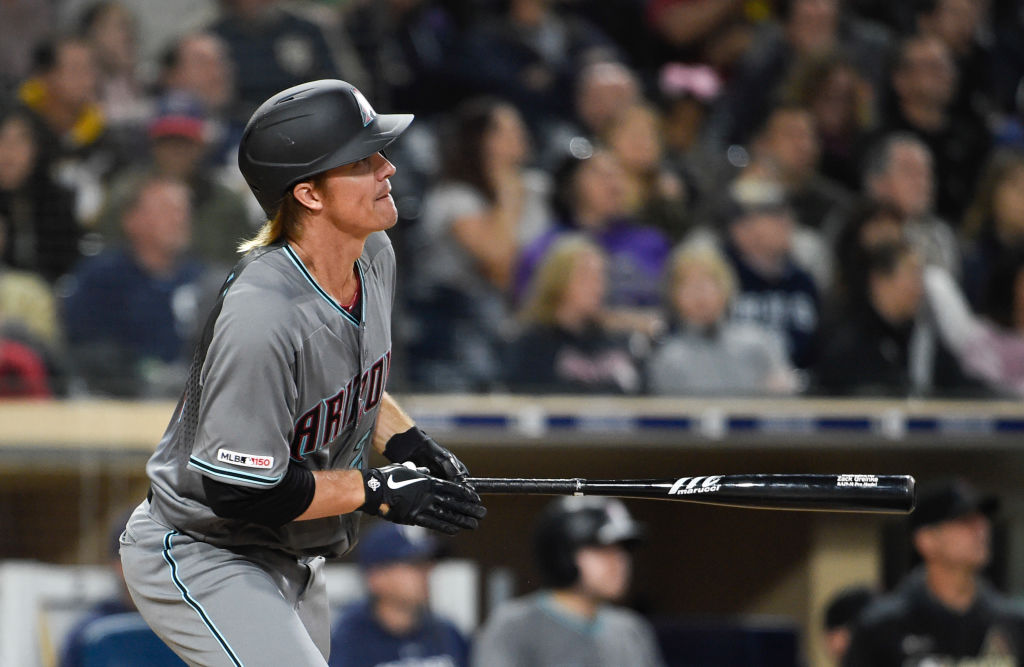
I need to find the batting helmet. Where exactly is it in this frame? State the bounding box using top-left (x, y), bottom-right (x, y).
top-left (237, 79), bottom-right (414, 217)
top-left (534, 497), bottom-right (645, 588)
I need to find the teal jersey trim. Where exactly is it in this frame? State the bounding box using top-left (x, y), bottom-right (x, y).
top-left (283, 244), bottom-right (364, 327)
top-left (162, 531), bottom-right (244, 666)
top-left (189, 456), bottom-right (282, 486)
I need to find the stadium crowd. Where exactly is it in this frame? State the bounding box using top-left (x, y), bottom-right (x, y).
top-left (0, 0), bottom-right (1023, 399)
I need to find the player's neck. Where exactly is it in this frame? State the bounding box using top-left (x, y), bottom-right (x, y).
top-left (288, 228), bottom-right (363, 305)
top-left (550, 589), bottom-right (600, 620)
top-left (925, 562), bottom-right (978, 612)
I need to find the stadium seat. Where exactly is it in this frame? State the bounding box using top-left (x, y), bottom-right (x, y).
top-left (80, 612), bottom-right (184, 667)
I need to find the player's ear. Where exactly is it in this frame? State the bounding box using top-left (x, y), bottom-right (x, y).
top-left (291, 181), bottom-right (324, 212)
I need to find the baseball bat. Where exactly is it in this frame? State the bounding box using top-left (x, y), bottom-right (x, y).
top-left (466, 474), bottom-right (915, 514)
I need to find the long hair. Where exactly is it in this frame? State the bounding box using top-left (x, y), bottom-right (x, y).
top-left (961, 149), bottom-right (1024, 241)
top-left (438, 96), bottom-right (507, 202)
top-left (520, 235), bottom-right (603, 327)
top-left (238, 172), bottom-right (328, 253)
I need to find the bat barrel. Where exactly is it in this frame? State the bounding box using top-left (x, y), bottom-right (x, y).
top-left (466, 474), bottom-right (916, 514)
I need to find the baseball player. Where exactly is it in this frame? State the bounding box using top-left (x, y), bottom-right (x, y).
top-left (471, 497), bottom-right (665, 667)
top-left (119, 79), bottom-right (486, 667)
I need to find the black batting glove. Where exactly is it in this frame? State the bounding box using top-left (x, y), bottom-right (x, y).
top-left (384, 427), bottom-right (470, 484)
top-left (360, 463), bottom-right (486, 535)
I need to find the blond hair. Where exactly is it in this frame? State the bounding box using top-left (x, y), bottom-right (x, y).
top-left (238, 173), bottom-right (328, 253)
top-left (666, 240), bottom-right (737, 304)
top-left (520, 235), bottom-right (604, 327)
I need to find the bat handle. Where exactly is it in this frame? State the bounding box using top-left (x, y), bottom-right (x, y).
top-left (467, 477), bottom-right (585, 495)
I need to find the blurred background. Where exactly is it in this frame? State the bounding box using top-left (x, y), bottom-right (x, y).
top-left (1, 0), bottom-right (1023, 665)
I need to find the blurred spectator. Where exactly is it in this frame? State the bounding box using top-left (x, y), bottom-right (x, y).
top-left (862, 132), bottom-right (960, 276)
top-left (657, 62), bottom-right (728, 208)
top-left (0, 104), bottom-right (81, 283)
top-left (827, 197), bottom-right (905, 318)
top-left (721, 184), bottom-right (821, 369)
top-left (646, 240), bottom-right (799, 396)
top-left (62, 176), bottom-right (218, 397)
top-left (158, 31), bottom-right (240, 169)
top-left (79, 1), bottom-right (152, 144)
top-left (0, 0), bottom-right (55, 90)
top-left (923, 250), bottom-right (1024, 398)
top-left (990, 0), bottom-right (1024, 117)
top-left (540, 60), bottom-right (642, 169)
top-left (17, 34), bottom-right (119, 219)
top-left (746, 103), bottom-right (853, 233)
top-left (822, 585), bottom-right (876, 665)
top-left (58, 508), bottom-right (155, 667)
top-left (844, 479), bottom-right (1024, 666)
top-left (329, 523), bottom-right (469, 667)
top-left (782, 53), bottom-right (876, 190)
top-left (599, 101), bottom-right (692, 242)
top-left (913, 0), bottom-right (995, 120)
top-left (644, 0), bottom-right (753, 74)
top-left (471, 497), bottom-right (664, 667)
top-left (457, 0), bottom-right (621, 139)
top-left (97, 92), bottom-right (253, 268)
top-left (505, 235), bottom-right (641, 394)
top-left (0, 222), bottom-right (67, 397)
top-left (878, 33), bottom-right (991, 223)
top-left (341, 0), bottom-right (466, 118)
top-left (708, 0), bottom-right (891, 148)
top-left (815, 240), bottom-right (980, 396)
top-left (960, 149), bottom-right (1024, 309)
top-left (516, 147), bottom-right (671, 315)
top-left (210, 0), bottom-right (341, 121)
top-left (404, 98), bottom-right (545, 391)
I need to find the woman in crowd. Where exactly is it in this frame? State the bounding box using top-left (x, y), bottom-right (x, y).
top-left (646, 240), bottom-right (799, 396)
top-left (404, 97), bottom-right (550, 391)
top-left (505, 235), bottom-right (641, 395)
top-left (960, 149), bottom-right (1024, 309)
top-left (0, 104), bottom-right (81, 283)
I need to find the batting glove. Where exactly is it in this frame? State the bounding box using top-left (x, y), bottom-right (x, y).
top-left (360, 462), bottom-right (486, 535)
top-left (384, 427), bottom-right (470, 483)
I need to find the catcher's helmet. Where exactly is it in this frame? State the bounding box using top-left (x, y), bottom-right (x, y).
top-left (238, 79), bottom-right (414, 217)
top-left (534, 497), bottom-right (644, 588)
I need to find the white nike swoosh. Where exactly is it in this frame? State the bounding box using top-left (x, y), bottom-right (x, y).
top-left (387, 475), bottom-right (428, 490)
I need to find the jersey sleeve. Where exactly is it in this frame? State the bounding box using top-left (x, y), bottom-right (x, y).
top-left (186, 282), bottom-right (298, 489)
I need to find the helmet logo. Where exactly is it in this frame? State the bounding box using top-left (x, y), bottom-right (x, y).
top-left (351, 88), bottom-right (377, 127)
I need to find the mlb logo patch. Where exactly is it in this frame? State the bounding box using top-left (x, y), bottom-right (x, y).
top-left (351, 88), bottom-right (377, 127)
top-left (217, 449), bottom-right (274, 470)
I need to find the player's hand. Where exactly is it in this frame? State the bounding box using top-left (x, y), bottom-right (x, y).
top-left (360, 463), bottom-right (486, 535)
top-left (383, 427), bottom-right (470, 483)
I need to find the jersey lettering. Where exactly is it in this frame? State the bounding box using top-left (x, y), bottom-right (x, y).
top-left (289, 349), bottom-right (391, 461)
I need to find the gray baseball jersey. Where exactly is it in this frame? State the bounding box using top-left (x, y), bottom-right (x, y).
top-left (146, 231), bottom-right (395, 558)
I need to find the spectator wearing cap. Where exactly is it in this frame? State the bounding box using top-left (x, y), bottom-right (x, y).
top-left (97, 92), bottom-right (254, 268)
top-left (328, 522), bottom-right (470, 667)
top-left (821, 585), bottom-right (875, 665)
top-left (844, 479), bottom-right (1024, 666)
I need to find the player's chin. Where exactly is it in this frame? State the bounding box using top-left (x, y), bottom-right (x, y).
top-left (374, 195), bottom-right (399, 228)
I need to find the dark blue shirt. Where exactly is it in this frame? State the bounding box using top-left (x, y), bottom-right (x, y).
top-left (329, 599), bottom-right (469, 667)
top-left (725, 243), bottom-right (821, 369)
top-left (62, 248), bottom-right (207, 364)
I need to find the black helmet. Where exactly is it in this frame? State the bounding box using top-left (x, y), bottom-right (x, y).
top-left (534, 497), bottom-right (644, 588)
top-left (238, 79), bottom-right (414, 217)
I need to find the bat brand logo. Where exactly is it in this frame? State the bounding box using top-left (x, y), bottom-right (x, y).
top-left (387, 475), bottom-right (428, 490)
top-left (367, 477), bottom-right (380, 491)
top-left (668, 476), bottom-right (722, 495)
